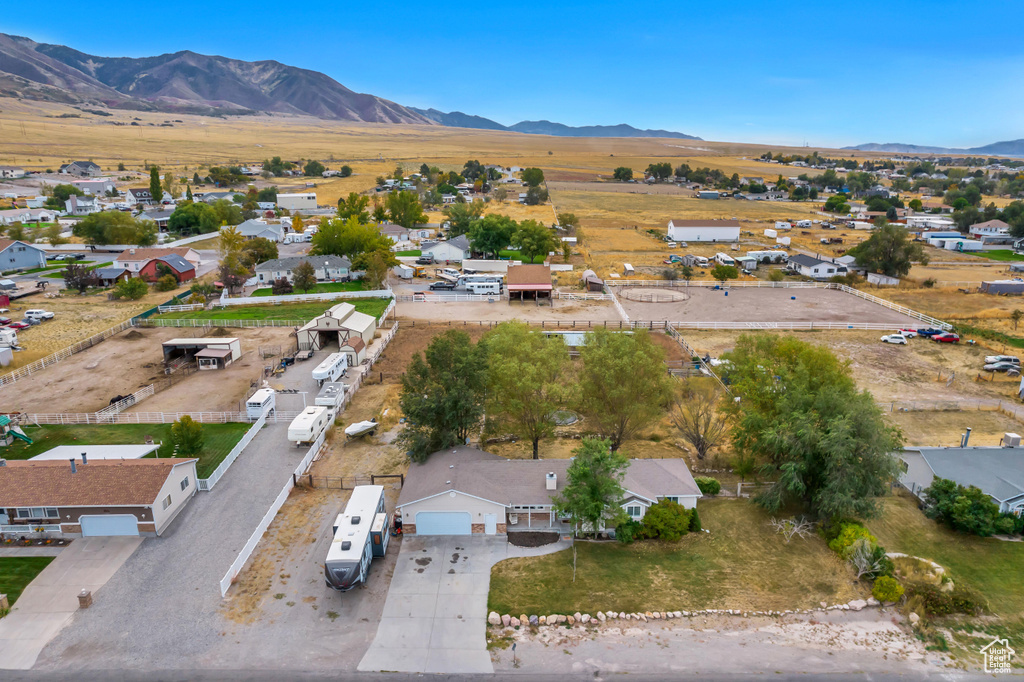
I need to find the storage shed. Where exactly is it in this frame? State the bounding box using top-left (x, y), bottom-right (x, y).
top-left (667, 219), bottom-right (740, 243)
top-left (161, 338), bottom-right (241, 366)
top-left (507, 264), bottom-right (552, 303)
top-left (980, 280), bottom-right (1024, 295)
top-left (580, 269), bottom-right (604, 292)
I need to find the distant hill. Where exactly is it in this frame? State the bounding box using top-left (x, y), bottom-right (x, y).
top-left (0, 33), bottom-right (433, 123)
top-left (844, 139), bottom-right (1024, 158)
top-left (413, 108), bottom-right (701, 139)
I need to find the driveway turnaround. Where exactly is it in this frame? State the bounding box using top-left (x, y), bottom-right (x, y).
top-left (359, 534), bottom-right (569, 674)
top-left (0, 536), bottom-right (142, 670)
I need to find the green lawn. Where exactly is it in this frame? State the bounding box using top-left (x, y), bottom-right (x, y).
top-left (0, 557), bottom-right (54, 607)
top-left (488, 500), bottom-right (864, 615)
top-left (4, 423), bottom-right (251, 479)
top-left (156, 297), bottom-right (391, 322)
top-left (871, 493), bottom-right (1024, 617)
top-left (497, 250), bottom-right (546, 264)
top-left (250, 281), bottom-right (366, 297)
top-left (396, 250), bottom-right (421, 257)
top-left (968, 250), bottom-right (1024, 262)
top-left (42, 262), bottom-right (113, 278)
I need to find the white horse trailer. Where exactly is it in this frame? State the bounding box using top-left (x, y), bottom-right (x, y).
top-left (287, 406), bottom-right (330, 447)
top-left (245, 388), bottom-right (276, 419)
top-left (324, 485), bottom-right (389, 591)
top-left (312, 352), bottom-right (348, 386)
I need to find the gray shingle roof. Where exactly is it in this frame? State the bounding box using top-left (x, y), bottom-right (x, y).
top-left (156, 254), bottom-right (193, 272)
top-left (910, 447), bottom-right (1024, 503)
top-left (787, 254), bottom-right (829, 268)
top-left (254, 255), bottom-right (351, 272)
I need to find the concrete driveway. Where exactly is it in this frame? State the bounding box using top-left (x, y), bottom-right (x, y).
top-left (0, 537), bottom-right (142, 670)
top-left (359, 534), bottom-right (570, 674)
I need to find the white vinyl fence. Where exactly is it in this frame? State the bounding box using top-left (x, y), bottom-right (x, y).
top-left (197, 413), bottom-right (267, 491)
top-left (23, 411), bottom-right (304, 425)
top-left (139, 318), bottom-right (307, 329)
top-left (0, 319), bottom-right (135, 388)
top-left (95, 384), bottom-right (155, 420)
top-left (218, 289), bottom-right (393, 307)
top-left (157, 303), bottom-right (205, 314)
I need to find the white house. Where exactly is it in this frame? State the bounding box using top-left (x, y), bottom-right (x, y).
top-left (235, 220), bottom-right (285, 243)
top-left (787, 254), bottom-right (847, 280)
top-left (65, 194), bottom-right (102, 216)
top-left (254, 255), bottom-right (351, 285)
top-left (0, 166), bottom-right (27, 179)
top-left (0, 208), bottom-right (55, 226)
top-left (899, 443), bottom-right (1024, 516)
top-left (667, 219), bottom-right (741, 243)
top-left (59, 161), bottom-right (103, 177)
top-left (396, 446), bottom-right (701, 536)
top-left (422, 234), bottom-right (471, 262)
top-left (969, 219), bottom-right (1010, 239)
top-left (277, 193), bottom-right (317, 211)
top-left (72, 178), bottom-right (115, 196)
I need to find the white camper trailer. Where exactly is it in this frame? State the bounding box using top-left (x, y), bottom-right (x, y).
top-left (324, 485), bottom-right (389, 591)
top-left (287, 406), bottom-right (330, 447)
top-left (246, 388), bottom-right (276, 419)
top-left (315, 381), bottom-right (347, 416)
top-left (312, 352), bottom-right (348, 386)
top-left (0, 328), bottom-right (17, 348)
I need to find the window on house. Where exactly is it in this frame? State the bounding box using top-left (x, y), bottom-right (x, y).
top-left (180, 476), bottom-right (190, 491)
top-left (665, 496), bottom-right (679, 503)
top-left (162, 495), bottom-right (172, 510)
top-left (16, 507), bottom-right (58, 519)
top-left (626, 505), bottom-right (642, 518)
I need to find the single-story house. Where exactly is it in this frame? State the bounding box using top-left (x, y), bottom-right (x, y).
top-left (60, 161), bottom-right (103, 177)
top-left (396, 446), bottom-right (702, 535)
top-left (137, 209), bottom-right (175, 230)
top-left (65, 194), bottom-right (102, 216)
top-left (236, 219), bottom-right (285, 243)
top-left (667, 219), bottom-right (741, 243)
top-left (139, 254), bottom-right (196, 283)
top-left (0, 166), bottom-right (26, 179)
top-left (71, 178), bottom-right (115, 196)
top-left (0, 456), bottom-right (199, 537)
top-left (422, 234), bottom-right (470, 263)
top-left (787, 254), bottom-right (847, 280)
top-left (0, 239), bottom-right (48, 271)
top-left (899, 442), bottom-right (1024, 516)
top-left (0, 208), bottom-right (56, 226)
top-left (29, 444), bottom-right (160, 462)
top-left (378, 223), bottom-right (410, 244)
top-left (507, 264), bottom-right (552, 303)
top-left (198, 191), bottom-right (235, 204)
top-left (114, 247), bottom-right (200, 273)
top-left (968, 219), bottom-right (1009, 238)
top-left (92, 266), bottom-right (131, 287)
top-left (296, 301), bottom-right (378, 351)
top-left (254, 255), bottom-right (351, 285)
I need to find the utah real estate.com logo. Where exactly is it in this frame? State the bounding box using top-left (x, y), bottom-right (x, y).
top-left (981, 637), bottom-right (1015, 674)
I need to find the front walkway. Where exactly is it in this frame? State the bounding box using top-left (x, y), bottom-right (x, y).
top-left (358, 534), bottom-right (570, 674)
top-left (0, 536), bottom-right (142, 670)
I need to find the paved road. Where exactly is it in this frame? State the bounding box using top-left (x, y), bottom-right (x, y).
top-left (359, 534), bottom-right (570, 674)
top-left (0, 537), bottom-right (142, 670)
top-left (33, 421), bottom-right (305, 672)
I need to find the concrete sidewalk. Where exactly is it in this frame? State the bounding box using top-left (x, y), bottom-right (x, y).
top-left (0, 536), bottom-right (141, 670)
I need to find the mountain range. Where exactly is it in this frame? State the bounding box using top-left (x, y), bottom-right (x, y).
top-left (0, 32), bottom-right (701, 139)
top-left (844, 140), bottom-right (1024, 158)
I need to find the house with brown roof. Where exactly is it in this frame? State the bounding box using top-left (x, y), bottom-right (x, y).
top-left (113, 247), bottom-right (201, 273)
top-left (396, 446), bottom-right (701, 535)
top-left (0, 456), bottom-right (199, 537)
top-left (506, 264), bottom-right (552, 303)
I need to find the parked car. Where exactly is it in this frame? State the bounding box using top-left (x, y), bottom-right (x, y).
top-left (51, 254), bottom-right (70, 261)
top-left (7, 321), bottom-right (29, 330)
top-left (984, 361), bottom-right (1021, 373)
top-left (880, 334), bottom-right (908, 345)
top-left (934, 332), bottom-right (960, 343)
top-left (985, 355), bottom-right (1020, 365)
top-left (73, 253), bottom-right (86, 260)
top-left (916, 328), bottom-right (944, 337)
top-left (429, 281), bottom-right (456, 291)
top-left (0, 317), bottom-right (10, 326)
top-left (897, 329), bottom-right (918, 338)
top-left (415, 256), bottom-right (435, 265)
top-left (24, 309), bottom-right (55, 320)
top-left (21, 318), bottom-right (41, 326)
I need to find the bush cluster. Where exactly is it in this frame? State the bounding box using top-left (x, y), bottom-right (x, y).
top-left (922, 477), bottom-right (1019, 537)
top-left (872, 576), bottom-right (904, 603)
top-left (694, 477), bottom-right (720, 496)
top-left (827, 522), bottom-right (876, 557)
top-left (640, 500), bottom-right (691, 541)
top-left (905, 583), bottom-right (986, 617)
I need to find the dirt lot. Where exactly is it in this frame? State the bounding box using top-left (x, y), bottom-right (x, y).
top-left (886, 408), bottom-right (1024, 447)
top-left (6, 326), bottom-right (296, 414)
top-left (395, 298), bottom-right (622, 322)
top-left (617, 285), bottom-right (926, 326)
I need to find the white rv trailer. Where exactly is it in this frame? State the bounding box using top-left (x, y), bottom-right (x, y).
top-left (245, 388), bottom-right (276, 419)
top-left (714, 253), bottom-right (736, 267)
top-left (324, 485), bottom-right (389, 591)
top-left (465, 281), bottom-right (502, 295)
top-left (312, 352), bottom-right (348, 386)
top-left (0, 328), bottom-right (17, 348)
top-left (315, 382), bottom-right (347, 416)
top-left (287, 406), bottom-right (330, 447)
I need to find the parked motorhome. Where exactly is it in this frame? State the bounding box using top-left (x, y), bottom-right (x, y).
top-left (287, 406), bottom-right (330, 447)
top-left (324, 485), bottom-right (389, 591)
top-left (714, 253), bottom-right (736, 267)
top-left (312, 352), bottom-right (348, 386)
top-left (245, 389), bottom-right (276, 419)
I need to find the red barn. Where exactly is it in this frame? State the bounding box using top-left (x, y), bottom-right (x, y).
top-left (139, 254), bottom-right (196, 284)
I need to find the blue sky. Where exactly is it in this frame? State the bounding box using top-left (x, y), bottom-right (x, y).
top-left (8, 1), bottom-right (1024, 147)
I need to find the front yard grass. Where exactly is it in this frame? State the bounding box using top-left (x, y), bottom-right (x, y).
top-left (488, 499), bottom-right (864, 615)
top-left (497, 250), bottom-right (546, 264)
top-left (41, 262), bottom-right (113, 278)
top-left (0, 557), bottom-right (54, 607)
top-left (250, 281), bottom-right (366, 296)
top-left (396, 249), bottom-right (421, 256)
top-left (967, 250), bottom-right (1024, 262)
top-left (155, 297), bottom-right (391, 322)
top-left (3, 423), bottom-right (251, 479)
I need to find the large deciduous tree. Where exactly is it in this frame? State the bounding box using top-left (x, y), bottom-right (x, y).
top-left (521, 167), bottom-right (545, 187)
top-left (671, 379), bottom-right (729, 460)
top-left (442, 201), bottom-right (485, 237)
top-left (723, 333), bottom-right (903, 521)
top-left (483, 321), bottom-right (569, 459)
top-left (337, 192), bottom-right (371, 223)
top-left (511, 220), bottom-right (555, 263)
top-left (553, 438), bottom-right (628, 537)
top-left (467, 214), bottom-right (516, 258)
top-left (612, 167), bottom-right (633, 182)
top-left (397, 330), bottom-right (487, 462)
top-left (311, 215), bottom-right (394, 261)
top-left (292, 260), bottom-right (317, 292)
top-left (385, 190), bottom-right (427, 228)
top-left (848, 223), bottom-right (928, 277)
top-left (577, 328), bottom-right (674, 451)
top-left (73, 211), bottom-right (157, 246)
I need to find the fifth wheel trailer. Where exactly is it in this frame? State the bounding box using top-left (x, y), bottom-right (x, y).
top-left (312, 352), bottom-right (348, 386)
top-left (324, 485), bottom-right (389, 591)
top-left (287, 406), bottom-right (330, 447)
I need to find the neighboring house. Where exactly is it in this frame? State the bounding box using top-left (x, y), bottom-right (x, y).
top-left (113, 247), bottom-right (200, 273)
top-left (198, 191), bottom-right (235, 204)
top-left (126, 188), bottom-right (154, 205)
top-left (137, 208), bottom-right (175, 230)
top-left (71, 178), bottom-right (115, 196)
top-left (92, 266), bottom-right (131, 287)
top-left (236, 219), bottom-right (285, 243)
top-left (0, 208), bottom-right (55, 226)
top-left (65, 194), bottom-right (101, 216)
top-left (0, 239), bottom-right (47, 271)
top-left (254, 255), bottom-right (351, 285)
top-left (277, 193), bottom-right (317, 211)
top-left (139, 254), bottom-right (196, 283)
top-left (422, 234), bottom-right (470, 262)
top-left (0, 166), bottom-right (27, 179)
top-left (378, 223), bottom-right (410, 244)
top-left (0, 456), bottom-right (199, 537)
top-left (667, 219), bottom-right (741, 243)
top-left (507, 264), bottom-right (552, 302)
top-left (409, 226), bottom-right (436, 241)
top-left (396, 446), bottom-right (702, 536)
top-left (969, 219), bottom-right (1010, 238)
top-left (787, 254), bottom-right (847, 279)
top-left (297, 301), bottom-right (378, 350)
top-left (899, 443), bottom-right (1024, 516)
top-left (59, 161), bottom-right (102, 177)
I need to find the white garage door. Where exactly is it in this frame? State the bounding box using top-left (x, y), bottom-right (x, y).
top-left (80, 514), bottom-right (139, 537)
top-left (415, 511), bottom-right (472, 535)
